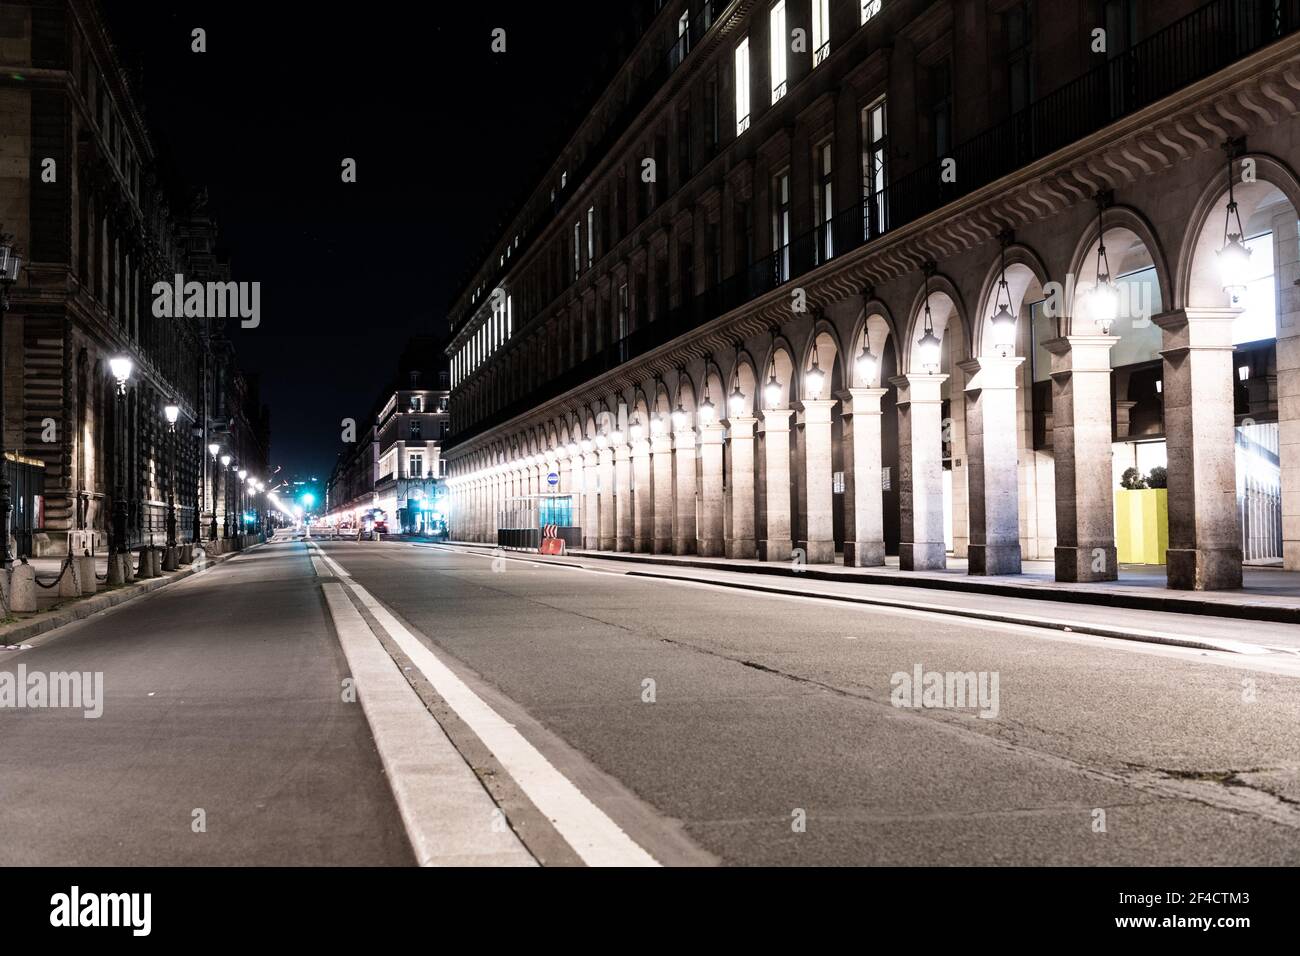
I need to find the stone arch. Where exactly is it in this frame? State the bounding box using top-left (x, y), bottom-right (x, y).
top-left (725, 350), bottom-right (760, 418)
top-left (847, 299), bottom-right (898, 388)
top-left (797, 316), bottom-right (845, 401)
top-left (1064, 202), bottom-right (1172, 336)
top-left (902, 273), bottom-right (967, 374)
top-left (972, 243), bottom-right (1051, 358)
top-left (1178, 152), bottom-right (1300, 311)
top-left (756, 337), bottom-right (797, 410)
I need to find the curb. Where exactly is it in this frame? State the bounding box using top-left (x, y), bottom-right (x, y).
top-left (555, 549), bottom-right (1300, 625)
top-left (0, 544), bottom-right (257, 647)
top-left (420, 541), bottom-right (1278, 657)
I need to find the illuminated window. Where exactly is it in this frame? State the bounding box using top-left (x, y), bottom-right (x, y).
top-left (735, 38), bottom-right (750, 134)
top-left (770, 1), bottom-right (787, 103)
top-left (812, 0), bottom-right (830, 66)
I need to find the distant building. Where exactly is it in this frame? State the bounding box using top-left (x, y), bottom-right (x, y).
top-left (327, 337), bottom-right (449, 533)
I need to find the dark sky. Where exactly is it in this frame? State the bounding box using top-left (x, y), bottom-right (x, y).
top-left (105, 1), bottom-right (623, 479)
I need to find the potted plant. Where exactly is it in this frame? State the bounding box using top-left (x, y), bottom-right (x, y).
top-left (1114, 466), bottom-right (1168, 564)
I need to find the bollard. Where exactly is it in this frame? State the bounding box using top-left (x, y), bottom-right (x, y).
top-left (163, 546), bottom-right (179, 572)
top-left (77, 553), bottom-right (97, 595)
top-left (9, 562), bottom-right (37, 612)
top-left (58, 557), bottom-right (81, 598)
top-left (180, 543), bottom-right (193, 564)
top-left (123, 550), bottom-right (135, 583)
top-left (150, 547), bottom-right (162, 577)
top-left (107, 553), bottom-right (125, 587)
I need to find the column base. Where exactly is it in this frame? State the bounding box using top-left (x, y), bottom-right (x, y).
top-left (616, 535), bottom-right (633, 552)
top-left (760, 539), bottom-right (792, 562)
top-left (1054, 545), bottom-right (1118, 582)
top-left (1166, 547), bottom-right (1243, 591)
top-left (598, 536), bottom-right (615, 551)
top-left (843, 540), bottom-right (886, 567)
top-left (634, 536), bottom-right (652, 553)
top-left (968, 543), bottom-right (1022, 576)
top-left (697, 538), bottom-right (725, 557)
top-left (726, 538), bottom-right (757, 559)
top-left (797, 540), bottom-right (836, 564)
top-left (672, 537), bottom-right (696, 556)
top-left (900, 541), bottom-right (946, 571)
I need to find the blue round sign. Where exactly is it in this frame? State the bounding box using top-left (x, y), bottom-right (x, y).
top-left (547, 472), bottom-right (559, 486)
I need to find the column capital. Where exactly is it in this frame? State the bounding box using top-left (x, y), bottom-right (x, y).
top-left (796, 399), bottom-right (837, 423)
top-left (727, 416), bottom-right (757, 439)
top-left (1043, 334), bottom-right (1117, 372)
top-left (650, 434), bottom-right (673, 455)
top-left (842, 387), bottom-right (888, 416)
top-left (959, 355), bottom-right (1025, 392)
top-left (614, 442), bottom-right (632, 461)
top-left (698, 424), bottom-right (726, 445)
top-left (630, 439), bottom-right (651, 458)
top-left (673, 429), bottom-right (697, 449)
top-left (760, 407), bottom-right (794, 431)
top-left (1153, 307), bottom-right (1241, 352)
top-left (889, 373), bottom-right (948, 404)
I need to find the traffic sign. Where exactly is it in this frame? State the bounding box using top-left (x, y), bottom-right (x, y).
top-left (547, 472), bottom-right (559, 486)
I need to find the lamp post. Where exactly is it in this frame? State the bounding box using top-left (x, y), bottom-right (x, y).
top-left (220, 453), bottom-right (231, 538)
top-left (164, 403), bottom-right (180, 549)
top-left (207, 442), bottom-right (220, 540)
top-left (0, 230), bottom-right (23, 569)
top-left (237, 468), bottom-right (247, 540)
top-left (109, 356), bottom-right (134, 557)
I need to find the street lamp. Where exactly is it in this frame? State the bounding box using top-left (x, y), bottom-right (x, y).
top-left (990, 236), bottom-right (1017, 357)
top-left (219, 454), bottom-right (231, 538)
top-left (629, 415), bottom-right (646, 442)
top-left (109, 355), bottom-right (133, 558)
top-left (164, 403), bottom-right (180, 550)
top-left (855, 331), bottom-right (878, 386)
top-left (1089, 197), bottom-right (1119, 335)
top-left (698, 385), bottom-right (716, 427)
top-left (917, 270), bottom-right (942, 374)
top-left (804, 354), bottom-right (825, 399)
top-left (728, 381), bottom-right (747, 419)
top-left (0, 229), bottom-right (23, 569)
top-left (1218, 151), bottom-right (1251, 295)
top-left (763, 356), bottom-right (783, 410)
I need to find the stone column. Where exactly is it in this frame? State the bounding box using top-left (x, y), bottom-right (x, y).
top-left (727, 417), bottom-right (757, 558)
top-left (1156, 308), bottom-right (1242, 589)
top-left (568, 458), bottom-right (585, 540)
top-left (1271, 206), bottom-right (1299, 569)
top-left (961, 356), bottom-right (1025, 575)
top-left (842, 388), bottom-right (887, 566)
top-left (651, 432), bottom-right (674, 553)
top-left (583, 452), bottom-right (600, 549)
top-left (892, 374), bottom-right (949, 570)
top-left (1045, 335), bottom-right (1118, 581)
top-left (760, 408), bottom-right (793, 561)
top-left (697, 424), bottom-right (726, 556)
top-left (597, 446), bottom-right (616, 550)
top-left (632, 438), bottom-right (653, 551)
top-left (797, 400), bottom-right (836, 563)
top-left (673, 427), bottom-right (697, 554)
top-left (558, 455), bottom-right (572, 495)
top-left (614, 442), bottom-right (633, 551)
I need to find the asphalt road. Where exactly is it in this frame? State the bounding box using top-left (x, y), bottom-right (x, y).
top-left (0, 543), bottom-right (412, 866)
top-left (4, 535), bottom-right (1298, 866)
top-left (317, 540), bottom-right (1300, 866)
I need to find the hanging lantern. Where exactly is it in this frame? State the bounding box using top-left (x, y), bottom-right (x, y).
top-left (855, 331), bottom-right (878, 385)
top-left (763, 356), bottom-right (783, 409)
top-left (917, 271), bottom-right (941, 373)
top-left (1218, 154), bottom-right (1252, 294)
top-left (728, 382), bottom-right (747, 419)
top-left (698, 388), bottom-right (716, 426)
top-left (629, 415), bottom-right (646, 442)
top-left (804, 354), bottom-right (825, 398)
top-left (1090, 200), bottom-right (1119, 335)
top-left (990, 242), bottom-right (1017, 356)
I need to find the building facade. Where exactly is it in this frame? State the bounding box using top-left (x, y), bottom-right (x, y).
top-left (0, 0), bottom-right (268, 556)
top-left (327, 338), bottom-right (450, 533)
top-left (443, 0), bottom-right (1300, 588)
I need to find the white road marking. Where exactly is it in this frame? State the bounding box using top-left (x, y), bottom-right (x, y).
top-left (312, 544), bottom-right (660, 868)
top-left (320, 581), bottom-right (535, 867)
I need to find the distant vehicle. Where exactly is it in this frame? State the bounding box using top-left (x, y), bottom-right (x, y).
top-left (373, 516), bottom-right (388, 534)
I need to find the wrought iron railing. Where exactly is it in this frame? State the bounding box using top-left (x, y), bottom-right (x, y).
top-left (452, 0), bottom-right (1300, 446)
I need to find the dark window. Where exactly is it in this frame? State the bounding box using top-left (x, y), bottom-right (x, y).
top-left (679, 243), bottom-right (695, 303)
top-left (677, 104), bottom-right (692, 184)
top-left (703, 69), bottom-right (720, 154)
top-left (1005, 2), bottom-right (1033, 115)
top-left (930, 62), bottom-right (953, 158)
top-left (706, 223), bottom-right (722, 285)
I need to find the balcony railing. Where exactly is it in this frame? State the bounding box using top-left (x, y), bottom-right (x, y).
top-left (450, 0), bottom-right (1300, 447)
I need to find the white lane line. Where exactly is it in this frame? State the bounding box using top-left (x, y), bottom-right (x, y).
top-left (320, 583), bottom-right (536, 867)
top-left (312, 545), bottom-right (660, 868)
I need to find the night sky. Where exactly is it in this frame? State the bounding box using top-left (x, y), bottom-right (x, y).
top-left (105, 1), bottom-right (621, 479)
